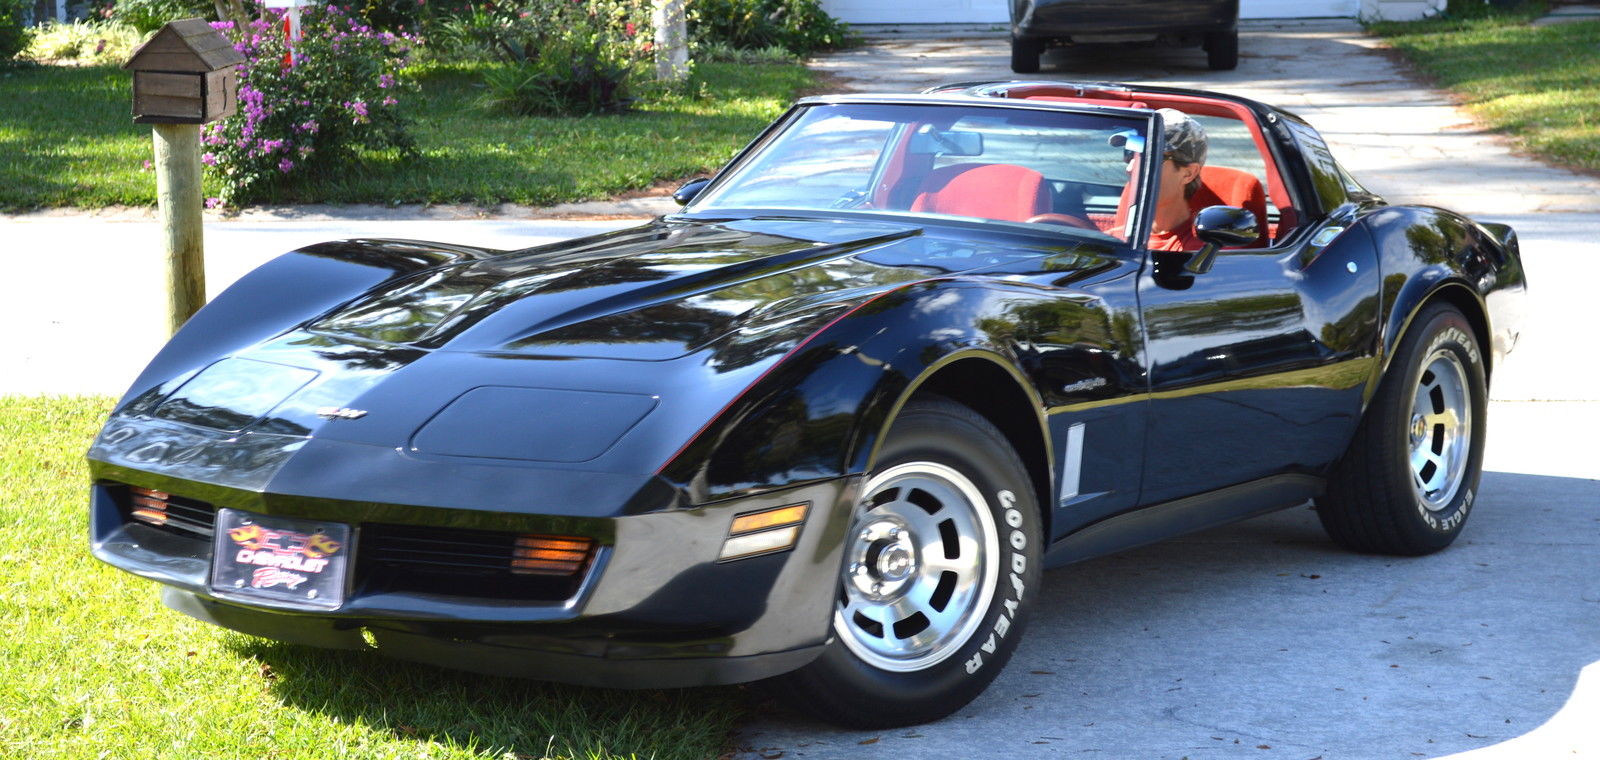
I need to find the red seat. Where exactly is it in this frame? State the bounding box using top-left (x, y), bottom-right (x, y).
top-left (909, 163), bottom-right (1051, 223)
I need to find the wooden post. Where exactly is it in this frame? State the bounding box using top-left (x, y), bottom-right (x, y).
top-left (152, 123), bottom-right (206, 334)
top-left (653, 0), bottom-right (689, 83)
top-left (125, 19), bottom-right (244, 334)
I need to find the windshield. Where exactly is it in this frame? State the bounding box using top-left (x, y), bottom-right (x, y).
top-left (689, 103), bottom-right (1153, 242)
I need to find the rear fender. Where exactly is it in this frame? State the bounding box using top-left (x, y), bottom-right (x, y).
top-left (1362, 206), bottom-right (1506, 402)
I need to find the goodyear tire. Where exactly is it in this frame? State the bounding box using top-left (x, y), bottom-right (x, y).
top-left (1317, 302), bottom-right (1487, 555)
top-left (774, 396), bottom-right (1042, 728)
top-left (1011, 37), bottom-right (1044, 74)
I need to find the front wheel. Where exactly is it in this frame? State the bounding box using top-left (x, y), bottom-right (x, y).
top-left (772, 396), bottom-right (1043, 728)
top-left (1317, 302), bottom-right (1487, 555)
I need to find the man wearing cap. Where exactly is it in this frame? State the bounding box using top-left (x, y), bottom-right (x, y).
top-left (1114, 108), bottom-right (1210, 251)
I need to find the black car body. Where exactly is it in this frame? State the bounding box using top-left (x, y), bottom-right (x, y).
top-left (1010, 0), bottom-right (1241, 72)
top-left (90, 82), bottom-right (1527, 727)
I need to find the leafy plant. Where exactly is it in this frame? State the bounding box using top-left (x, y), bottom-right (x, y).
top-left (203, 8), bottom-right (417, 204)
top-left (439, 0), bottom-right (653, 115)
top-left (111, 0), bottom-right (216, 35)
top-left (0, 0), bottom-right (31, 62)
top-left (692, 39), bottom-right (797, 64)
top-left (24, 20), bottom-right (144, 64)
top-left (689, 0), bottom-right (851, 56)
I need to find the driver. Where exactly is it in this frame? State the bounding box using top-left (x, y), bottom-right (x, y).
top-left (1115, 108), bottom-right (1209, 251)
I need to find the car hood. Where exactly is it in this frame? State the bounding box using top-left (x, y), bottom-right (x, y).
top-left (303, 216), bottom-right (944, 361)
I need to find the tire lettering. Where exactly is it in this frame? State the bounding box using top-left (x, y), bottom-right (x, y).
top-left (966, 490), bottom-right (1029, 677)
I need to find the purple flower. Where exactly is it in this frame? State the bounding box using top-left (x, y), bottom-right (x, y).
top-left (201, 153), bottom-right (218, 166)
top-left (141, 159), bottom-right (152, 171)
top-left (278, 158), bottom-right (295, 173)
top-left (382, 96), bottom-right (397, 107)
top-left (205, 197), bottom-right (222, 209)
top-left (378, 74), bottom-right (395, 89)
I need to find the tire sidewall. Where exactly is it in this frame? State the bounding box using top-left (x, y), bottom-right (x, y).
top-left (1388, 306), bottom-right (1488, 548)
top-left (809, 402), bottom-right (1043, 715)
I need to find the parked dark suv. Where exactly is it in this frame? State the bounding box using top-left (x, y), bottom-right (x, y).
top-left (1010, 0), bottom-right (1240, 72)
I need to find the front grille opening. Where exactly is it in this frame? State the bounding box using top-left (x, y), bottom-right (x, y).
top-left (358, 524), bottom-right (596, 601)
top-left (118, 485), bottom-right (218, 539)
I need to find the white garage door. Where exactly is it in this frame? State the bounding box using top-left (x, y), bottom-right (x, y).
top-left (821, 0), bottom-right (1358, 25)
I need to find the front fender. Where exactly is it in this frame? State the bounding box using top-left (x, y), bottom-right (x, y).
top-left (659, 278), bottom-right (1120, 504)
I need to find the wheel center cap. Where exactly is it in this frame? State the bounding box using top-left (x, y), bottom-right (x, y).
top-left (1410, 413), bottom-right (1428, 442)
top-left (848, 520), bottom-right (916, 599)
top-left (877, 544), bottom-right (914, 582)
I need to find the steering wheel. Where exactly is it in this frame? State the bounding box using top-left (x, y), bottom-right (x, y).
top-left (1026, 213), bottom-right (1097, 230)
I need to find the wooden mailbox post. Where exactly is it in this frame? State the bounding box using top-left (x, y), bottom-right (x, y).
top-left (124, 19), bottom-right (246, 335)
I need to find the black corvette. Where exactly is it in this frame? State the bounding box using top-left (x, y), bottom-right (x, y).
top-left (90, 81), bottom-right (1527, 728)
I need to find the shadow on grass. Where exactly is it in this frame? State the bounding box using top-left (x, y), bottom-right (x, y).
top-left (223, 637), bottom-right (746, 760)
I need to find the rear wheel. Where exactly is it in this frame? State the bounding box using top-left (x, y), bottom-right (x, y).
top-left (1204, 30), bottom-right (1238, 70)
top-left (1011, 37), bottom-right (1044, 74)
top-left (1317, 302), bottom-right (1487, 555)
top-left (773, 396), bottom-right (1042, 728)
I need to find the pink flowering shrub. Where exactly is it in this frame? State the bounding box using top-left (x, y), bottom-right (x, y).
top-left (204, 7), bottom-right (416, 204)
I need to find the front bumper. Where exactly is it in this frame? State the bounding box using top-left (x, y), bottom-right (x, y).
top-left (90, 476), bottom-right (857, 688)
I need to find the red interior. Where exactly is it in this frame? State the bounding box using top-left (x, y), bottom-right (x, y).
top-left (909, 163), bottom-right (1052, 223)
top-left (1008, 85), bottom-right (1293, 244)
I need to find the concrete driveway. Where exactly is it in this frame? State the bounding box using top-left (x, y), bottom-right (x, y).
top-left (732, 20), bottom-right (1600, 760)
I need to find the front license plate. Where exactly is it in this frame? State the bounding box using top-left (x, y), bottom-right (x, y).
top-left (210, 508), bottom-right (351, 610)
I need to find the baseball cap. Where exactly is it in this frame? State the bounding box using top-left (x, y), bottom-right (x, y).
top-left (1107, 108), bottom-right (1208, 166)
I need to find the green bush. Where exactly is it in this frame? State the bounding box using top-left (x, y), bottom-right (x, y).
top-left (24, 20), bottom-right (144, 64)
top-left (689, 0), bottom-right (851, 56)
top-left (0, 0), bottom-right (31, 62)
top-left (111, 0), bottom-right (215, 35)
top-left (437, 0), bottom-right (652, 115)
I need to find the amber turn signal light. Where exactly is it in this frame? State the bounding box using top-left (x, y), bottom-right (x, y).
top-left (719, 503), bottom-right (809, 562)
top-left (129, 486), bottom-right (171, 526)
top-left (509, 534), bottom-right (595, 576)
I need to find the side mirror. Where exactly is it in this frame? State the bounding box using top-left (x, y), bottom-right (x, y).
top-left (1186, 205), bottom-right (1259, 274)
top-left (673, 178), bottom-right (712, 206)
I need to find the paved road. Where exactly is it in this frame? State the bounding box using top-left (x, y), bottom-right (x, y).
top-left (734, 19), bottom-right (1600, 760)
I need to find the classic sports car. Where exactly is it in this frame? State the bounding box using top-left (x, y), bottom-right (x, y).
top-left (89, 81), bottom-right (1526, 728)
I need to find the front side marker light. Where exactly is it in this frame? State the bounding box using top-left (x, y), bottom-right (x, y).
top-left (719, 503), bottom-right (809, 562)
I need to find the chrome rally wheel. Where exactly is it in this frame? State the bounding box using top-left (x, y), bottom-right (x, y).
top-left (1318, 302), bottom-right (1487, 555)
top-left (1410, 349), bottom-right (1472, 511)
top-left (834, 462), bottom-right (999, 673)
top-left (773, 395), bottom-right (1041, 728)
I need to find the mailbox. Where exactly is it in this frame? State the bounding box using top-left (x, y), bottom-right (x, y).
top-left (123, 18), bottom-right (247, 125)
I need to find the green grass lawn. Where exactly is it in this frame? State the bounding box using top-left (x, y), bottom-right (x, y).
top-left (0, 61), bottom-right (815, 210)
top-left (1369, 5), bottom-right (1600, 171)
top-left (0, 396), bottom-right (743, 760)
